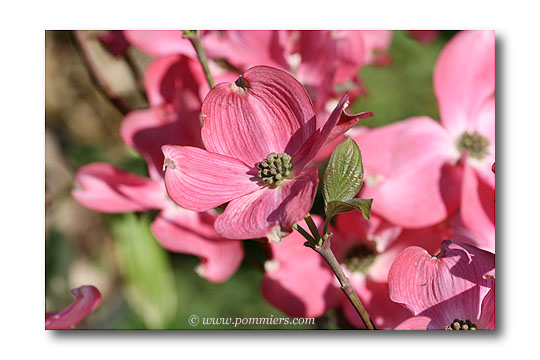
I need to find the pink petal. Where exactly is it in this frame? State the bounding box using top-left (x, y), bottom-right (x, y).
top-left (144, 54), bottom-right (208, 109)
top-left (478, 286), bottom-right (495, 330)
top-left (294, 94), bottom-right (371, 172)
top-left (201, 66), bottom-right (316, 166)
top-left (434, 30), bottom-right (495, 137)
top-left (123, 30), bottom-right (195, 58)
top-left (261, 216), bottom-right (340, 317)
top-left (352, 117), bottom-right (460, 227)
top-left (151, 208), bottom-right (244, 283)
top-left (214, 167), bottom-right (318, 241)
top-left (467, 97), bottom-right (496, 188)
top-left (45, 285), bottom-right (101, 330)
top-left (333, 212), bottom-right (402, 260)
top-left (162, 145), bottom-right (260, 212)
top-left (297, 31), bottom-right (365, 86)
top-left (121, 108), bottom-right (203, 180)
top-left (393, 316), bottom-right (431, 330)
top-left (388, 240), bottom-right (495, 329)
top-left (342, 279), bottom-right (414, 330)
top-left (460, 163), bottom-right (495, 250)
top-left (358, 30), bottom-right (393, 65)
top-left (203, 30), bottom-right (290, 71)
top-left (72, 163), bottom-right (166, 213)
top-left (367, 225), bottom-right (446, 283)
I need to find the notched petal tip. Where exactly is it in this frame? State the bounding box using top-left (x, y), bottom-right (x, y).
top-left (267, 225), bottom-right (289, 243)
top-left (163, 158), bottom-right (177, 171)
top-left (231, 75), bottom-right (250, 95)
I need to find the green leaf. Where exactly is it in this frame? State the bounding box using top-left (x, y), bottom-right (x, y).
top-left (326, 198), bottom-right (373, 221)
top-left (111, 213), bottom-right (177, 329)
top-left (323, 137), bottom-right (364, 211)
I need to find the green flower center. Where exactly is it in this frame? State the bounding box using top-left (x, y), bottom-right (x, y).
top-left (257, 152), bottom-right (293, 186)
top-left (343, 244), bottom-right (376, 274)
top-left (445, 319), bottom-right (478, 331)
top-left (457, 132), bottom-right (490, 160)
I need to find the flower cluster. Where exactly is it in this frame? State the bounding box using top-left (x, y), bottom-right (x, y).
top-left (62, 30), bottom-right (494, 330)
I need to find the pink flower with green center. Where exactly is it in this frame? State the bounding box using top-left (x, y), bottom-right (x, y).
top-left (389, 240), bottom-right (495, 330)
top-left (350, 31), bottom-right (495, 250)
top-left (162, 65), bottom-right (372, 242)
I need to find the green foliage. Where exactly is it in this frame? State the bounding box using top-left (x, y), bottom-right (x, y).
top-left (322, 137), bottom-right (372, 223)
top-left (111, 213), bottom-right (177, 329)
top-left (353, 30), bottom-right (448, 127)
top-left (326, 198), bottom-right (373, 221)
top-left (323, 137), bottom-right (364, 209)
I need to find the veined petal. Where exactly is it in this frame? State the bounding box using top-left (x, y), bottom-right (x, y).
top-left (45, 286), bottom-right (101, 330)
top-left (261, 216), bottom-right (340, 317)
top-left (73, 163), bottom-right (166, 213)
top-left (294, 94), bottom-right (372, 172)
top-left (393, 316), bottom-right (431, 330)
top-left (352, 116), bottom-right (460, 227)
top-left (388, 240), bottom-right (495, 329)
top-left (162, 145), bottom-right (260, 212)
top-left (461, 164), bottom-right (495, 250)
top-left (121, 108), bottom-right (203, 180)
top-left (201, 66), bottom-right (316, 166)
top-left (152, 208), bottom-right (243, 283)
top-left (214, 167), bottom-right (318, 241)
top-left (434, 30), bottom-right (495, 137)
top-left (123, 30), bottom-right (195, 58)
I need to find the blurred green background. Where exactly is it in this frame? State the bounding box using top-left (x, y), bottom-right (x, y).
top-left (45, 30), bottom-right (455, 329)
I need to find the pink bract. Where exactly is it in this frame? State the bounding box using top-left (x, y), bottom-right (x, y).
top-left (389, 240), bottom-right (495, 330)
top-left (162, 66), bottom-right (372, 242)
top-left (45, 285), bottom-right (101, 330)
top-left (73, 55), bottom-right (243, 282)
top-left (351, 31), bottom-right (495, 250)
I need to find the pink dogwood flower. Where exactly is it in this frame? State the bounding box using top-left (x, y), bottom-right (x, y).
top-left (351, 31), bottom-right (495, 250)
top-left (45, 285), bottom-right (101, 330)
top-left (389, 240), bottom-right (495, 330)
top-left (163, 66), bottom-right (372, 242)
top-left (261, 213), bottom-right (449, 328)
top-left (73, 55), bottom-right (243, 282)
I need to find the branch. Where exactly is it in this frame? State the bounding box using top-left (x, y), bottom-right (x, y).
top-left (306, 235), bottom-right (376, 330)
top-left (72, 30), bottom-right (132, 115)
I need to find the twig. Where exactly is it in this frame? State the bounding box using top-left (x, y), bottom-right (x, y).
top-left (72, 30), bottom-right (132, 115)
top-left (306, 234), bottom-right (376, 330)
top-left (183, 30), bottom-right (215, 88)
